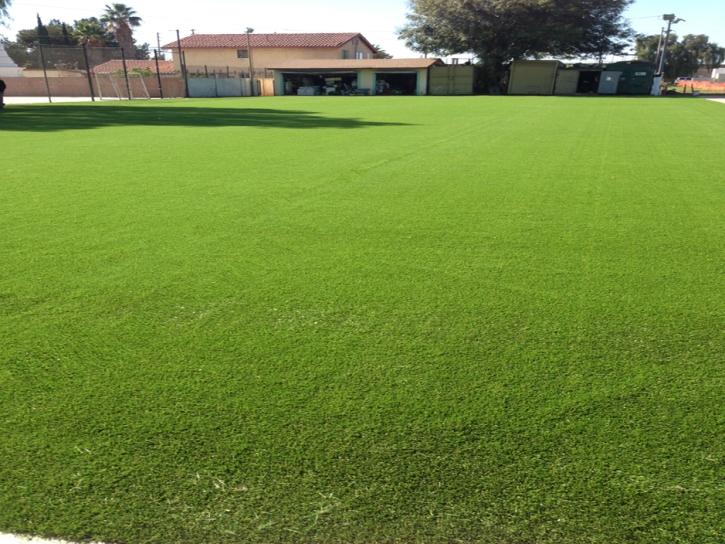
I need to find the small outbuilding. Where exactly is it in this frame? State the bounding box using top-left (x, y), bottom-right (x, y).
top-left (268, 58), bottom-right (444, 96)
top-left (508, 60), bottom-right (560, 95)
top-left (508, 59), bottom-right (655, 96)
top-left (605, 61), bottom-right (656, 95)
top-left (428, 64), bottom-right (479, 95)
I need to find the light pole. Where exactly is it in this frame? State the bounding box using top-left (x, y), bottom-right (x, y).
top-left (246, 27), bottom-right (256, 96)
top-left (654, 27), bottom-right (665, 69)
top-left (658, 14), bottom-right (685, 78)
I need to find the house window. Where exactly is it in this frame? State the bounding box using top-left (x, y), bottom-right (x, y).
top-left (237, 50), bottom-right (249, 58)
top-left (356, 51), bottom-right (363, 59)
top-left (341, 50), bottom-right (349, 59)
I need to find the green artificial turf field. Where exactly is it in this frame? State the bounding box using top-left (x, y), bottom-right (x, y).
top-left (1, 96), bottom-right (725, 543)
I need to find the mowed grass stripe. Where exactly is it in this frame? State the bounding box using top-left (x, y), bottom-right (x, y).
top-left (1, 97), bottom-right (725, 543)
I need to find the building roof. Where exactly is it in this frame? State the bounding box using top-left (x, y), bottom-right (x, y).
top-left (269, 58), bottom-right (444, 71)
top-left (91, 59), bottom-right (175, 74)
top-left (162, 33), bottom-right (376, 52)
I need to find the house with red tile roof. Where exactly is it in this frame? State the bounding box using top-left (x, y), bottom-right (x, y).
top-left (162, 33), bottom-right (378, 78)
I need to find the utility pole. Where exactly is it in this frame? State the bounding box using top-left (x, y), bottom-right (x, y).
top-left (157, 32), bottom-right (162, 56)
top-left (658, 14), bottom-right (685, 78)
top-left (176, 29), bottom-right (189, 98)
top-left (654, 27), bottom-right (665, 69)
top-left (246, 27), bottom-right (256, 96)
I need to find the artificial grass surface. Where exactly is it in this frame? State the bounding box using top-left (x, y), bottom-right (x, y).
top-left (1, 96), bottom-right (724, 543)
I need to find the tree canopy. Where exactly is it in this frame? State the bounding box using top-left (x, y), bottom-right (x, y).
top-left (0, 0), bottom-right (11, 22)
top-left (2, 14), bottom-right (150, 70)
top-left (636, 33), bottom-right (724, 80)
top-left (398, 0), bottom-right (634, 86)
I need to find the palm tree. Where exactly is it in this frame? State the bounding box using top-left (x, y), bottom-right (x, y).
top-left (100, 3), bottom-right (141, 58)
top-left (72, 20), bottom-right (108, 47)
top-left (372, 44), bottom-right (393, 59)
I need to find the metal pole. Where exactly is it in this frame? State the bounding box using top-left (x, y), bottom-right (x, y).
top-left (654, 27), bottom-right (665, 70)
top-left (246, 28), bottom-right (255, 96)
top-left (154, 49), bottom-right (164, 99)
top-left (38, 43), bottom-right (52, 103)
top-left (176, 29), bottom-right (189, 98)
top-left (120, 47), bottom-right (133, 100)
top-left (95, 72), bottom-right (104, 100)
top-left (658, 17), bottom-right (676, 78)
top-left (157, 32), bottom-right (162, 56)
top-left (82, 44), bottom-right (96, 101)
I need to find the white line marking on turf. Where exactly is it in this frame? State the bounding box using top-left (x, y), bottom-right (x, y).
top-left (0, 534), bottom-right (105, 544)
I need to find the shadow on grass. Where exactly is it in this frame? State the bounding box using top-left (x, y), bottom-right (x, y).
top-left (0, 104), bottom-right (413, 132)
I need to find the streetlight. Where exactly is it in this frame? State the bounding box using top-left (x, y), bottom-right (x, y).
top-left (658, 14), bottom-right (685, 78)
top-left (246, 27), bottom-right (256, 96)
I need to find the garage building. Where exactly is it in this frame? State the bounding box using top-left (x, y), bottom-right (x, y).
top-left (269, 58), bottom-right (444, 96)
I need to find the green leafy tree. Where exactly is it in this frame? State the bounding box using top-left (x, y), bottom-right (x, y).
top-left (4, 18), bottom-right (81, 68)
top-left (398, 0), bottom-right (634, 88)
top-left (100, 3), bottom-right (141, 58)
top-left (134, 41), bottom-right (150, 59)
top-left (636, 33), bottom-right (724, 80)
top-left (1, 0), bottom-right (11, 23)
top-left (37, 14), bottom-right (50, 45)
top-left (72, 19), bottom-right (109, 46)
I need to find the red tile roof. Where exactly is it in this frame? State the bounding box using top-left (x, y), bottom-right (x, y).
top-left (162, 33), bottom-right (376, 52)
top-left (91, 59), bottom-right (175, 74)
top-left (268, 59), bottom-right (444, 70)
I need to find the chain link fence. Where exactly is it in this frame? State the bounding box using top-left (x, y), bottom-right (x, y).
top-left (2, 43), bottom-right (186, 101)
top-left (2, 42), bottom-right (274, 100)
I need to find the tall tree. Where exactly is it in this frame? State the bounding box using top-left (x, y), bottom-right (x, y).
top-left (398, 0), bottom-right (634, 88)
top-left (37, 14), bottom-right (50, 45)
top-left (100, 3), bottom-right (141, 58)
top-left (636, 33), bottom-right (724, 80)
top-left (72, 20), bottom-right (108, 47)
top-left (61, 22), bottom-right (71, 45)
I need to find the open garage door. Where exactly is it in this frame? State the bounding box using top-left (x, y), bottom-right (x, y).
top-left (280, 71), bottom-right (359, 95)
top-left (374, 72), bottom-right (418, 95)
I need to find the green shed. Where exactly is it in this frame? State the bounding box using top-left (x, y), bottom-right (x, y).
top-left (606, 61), bottom-right (656, 95)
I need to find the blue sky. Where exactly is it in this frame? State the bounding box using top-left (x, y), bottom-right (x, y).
top-left (2, 0), bottom-right (723, 60)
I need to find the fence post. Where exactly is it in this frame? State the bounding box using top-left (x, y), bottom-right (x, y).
top-left (120, 47), bottom-right (133, 100)
top-left (38, 43), bottom-right (53, 104)
top-left (176, 30), bottom-right (190, 98)
top-left (154, 50), bottom-right (164, 99)
top-left (82, 44), bottom-right (96, 101)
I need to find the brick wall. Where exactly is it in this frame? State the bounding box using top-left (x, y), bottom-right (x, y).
top-left (2, 76), bottom-right (187, 98)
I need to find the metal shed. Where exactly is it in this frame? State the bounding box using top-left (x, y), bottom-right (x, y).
top-left (508, 60), bottom-right (560, 95)
top-left (553, 69), bottom-right (580, 95)
top-left (429, 65), bottom-right (478, 95)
